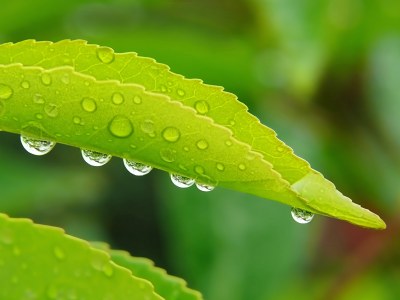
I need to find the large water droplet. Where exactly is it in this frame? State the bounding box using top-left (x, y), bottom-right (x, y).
top-left (291, 207), bottom-right (314, 224)
top-left (108, 115), bottom-right (133, 138)
top-left (196, 139), bottom-right (208, 150)
top-left (196, 182), bottom-right (215, 192)
top-left (162, 127), bottom-right (180, 142)
top-left (44, 103), bottom-right (59, 118)
top-left (20, 135), bottom-right (56, 155)
top-left (112, 92), bottom-right (124, 105)
top-left (97, 46), bottom-right (115, 64)
top-left (194, 100), bottom-right (209, 114)
top-left (81, 97), bottom-right (97, 112)
top-left (123, 159), bottom-right (153, 176)
top-left (170, 174), bottom-right (195, 188)
top-left (41, 73), bottom-right (52, 85)
top-left (0, 84), bottom-right (13, 100)
top-left (81, 149), bottom-right (111, 166)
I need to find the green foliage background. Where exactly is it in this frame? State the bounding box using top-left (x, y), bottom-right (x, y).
top-left (0, 0), bottom-right (399, 299)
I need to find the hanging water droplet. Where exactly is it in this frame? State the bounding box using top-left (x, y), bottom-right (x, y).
top-left (162, 127), bottom-right (180, 142)
top-left (81, 97), bottom-right (97, 112)
top-left (194, 100), bottom-right (209, 114)
top-left (196, 139), bottom-right (208, 150)
top-left (291, 207), bottom-right (314, 224)
top-left (196, 182), bottom-right (215, 192)
top-left (133, 95), bottom-right (142, 104)
top-left (112, 92), bottom-right (124, 105)
top-left (216, 163), bottom-right (225, 171)
top-left (123, 159), bottom-right (153, 176)
top-left (21, 81), bottom-right (30, 89)
top-left (20, 135), bottom-right (55, 156)
top-left (41, 73), bottom-right (52, 85)
top-left (0, 84), bottom-right (13, 99)
top-left (44, 103), bottom-right (59, 118)
top-left (108, 115), bottom-right (133, 138)
top-left (81, 149), bottom-right (111, 166)
top-left (170, 174), bottom-right (195, 188)
top-left (96, 46), bottom-right (115, 64)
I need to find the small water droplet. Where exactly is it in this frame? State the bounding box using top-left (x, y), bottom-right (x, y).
top-left (140, 119), bottom-right (155, 135)
top-left (216, 163), bottom-right (225, 171)
top-left (183, 146), bottom-right (189, 152)
top-left (53, 246), bottom-right (65, 260)
top-left (35, 113), bottom-right (43, 119)
top-left (33, 93), bottom-right (45, 104)
top-left (61, 73), bottom-right (70, 84)
top-left (108, 115), bottom-right (133, 138)
top-left (238, 163), bottom-right (246, 170)
top-left (41, 73), bottom-right (52, 85)
top-left (196, 139), bottom-right (208, 150)
top-left (81, 97), bottom-right (97, 112)
top-left (123, 159), bottom-right (152, 176)
top-left (0, 84), bottom-right (13, 100)
top-left (277, 146), bottom-right (284, 152)
top-left (194, 165), bottom-right (205, 175)
top-left (160, 85), bottom-right (167, 93)
top-left (194, 100), bottom-right (209, 114)
top-left (44, 103), bottom-right (59, 117)
top-left (133, 95), bottom-right (142, 104)
top-left (195, 182), bottom-right (215, 192)
top-left (225, 140), bottom-right (233, 147)
top-left (291, 207), bottom-right (314, 224)
top-left (73, 116), bottom-right (82, 125)
top-left (229, 119), bottom-right (235, 126)
top-left (102, 263), bottom-right (114, 277)
top-left (160, 148), bottom-right (176, 163)
top-left (177, 89), bottom-right (185, 97)
top-left (170, 174), bottom-right (194, 188)
top-left (97, 46), bottom-right (115, 64)
top-left (81, 149), bottom-right (111, 166)
top-left (21, 81), bottom-right (30, 89)
top-left (21, 135), bottom-right (55, 155)
top-left (162, 127), bottom-right (180, 142)
top-left (112, 92), bottom-right (124, 105)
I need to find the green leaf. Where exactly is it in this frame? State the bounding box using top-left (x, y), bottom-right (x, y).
top-left (92, 243), bottom-right (203, 300)
top-left (0, 213), bottom-right (163, 299)
top-left (0, 40), bottom-right (385, 229)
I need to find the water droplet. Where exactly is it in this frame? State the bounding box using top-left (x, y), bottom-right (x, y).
top-left (81, 97), bottom-right (97, 112)
top-left (53, 247), bottom-right (65, 260)
top-left (277, 146), bottom-right (284, 152)
top-left (35, 113), bottom-right (43, 120)
top-left (20, 135), bottom-right (55, 155)
top-left (196, 139), bottom-right (208, 150)
top-left (112, 92), bottom-right (124, 105)
top-left (291, 207), bottom-right (314, 224)
top-left (108, 115), bottom-right (133, 138)
top-left (216, 163), bottom-right (225, 171)
top-left (160, 148), bottom-right (176, 163)
top-left (177, 89), bottom-right (185, 97)
top-left (33, 93), bottom-right (45, 104)
top-left (97, 46), bottom-right (115, 64)
top-left (229, 119), bottom-right (236, 126)
top-left (44, 103), bottom-right (59, 117)
top-left (0, 84), bottom-right (13, 99)
top-left (102, 263), bottom-right (114, 277)
top-left (41, 73), bottom-right (52, 85)
top-left (140, 119), bottom-right (155, 135)
top-left (73, 116), bottom-right (81, 125)
top-left (194, 165), bottom-right (205, 175)
top-left (160, 85), bottom-right (167, 93)
top-left (133, 95), bottom-right (142, 104)
top-left (183, 146), bottom-right (189, 152)
top-left (225, 140), bottom-right (233, 147)
top-left (21, 81), bottom-right (30, 89)
top-left (170, 174), bottom-right (194, 188)
top-left (123, 159), bottom-right (152, 176)
top-left (61, 73), bottom-right (70, 84)
top-left (195, 182), bottom-right (215, 192)
top-left (81, 149), bottom-right (111, 166)
top-left (194, 100), bottom-right (209, 114)
top-left (162, 127), bottom-right (180, 142)
top-left (238, 163), bottom-right (246, 170)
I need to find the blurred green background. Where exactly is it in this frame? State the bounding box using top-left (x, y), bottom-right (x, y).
top-left (1, 0), bottom-right (400, 299)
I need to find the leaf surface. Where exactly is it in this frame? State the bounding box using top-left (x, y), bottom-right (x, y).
top-left (0, 40), bottom-right (386, 229)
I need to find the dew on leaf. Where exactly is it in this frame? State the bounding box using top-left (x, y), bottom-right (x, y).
top-left (44, 103), bottom-right (59, 118)
top-left (238, 163), bottom-right (246, 170)
top-left (160, 85), bottom-right (167, 93)
top-left (0, 84), bottom-right (13, 99)
top-left (81, 97), bottom-right (97, 112)
top-left (194, 165), bottom-right (205, 175)
top-left (33, 93), bottom-right (45, 104)
top-left (183, 146), bottom-right (189, 152)
top-left (170, 174), bottom-right (195, 188)
top-left (162, 127), bottom-right (180, 142)
top-left (21, 81), bottom-right (30, 89)
top-left (102, 263), bottom-right (114, 277)
top-left (225, 140), bottom-right (233, 147)
top-left (140, 119), bottom-right (155, 135)
top-left (40, 73), bottom-right (52, 85)
top-left (194, 100), bottom-right (209, 114)
top-left (35, 113), bottom-right (43, 120)
top-left (196, 139), bottom-right (208, 150)
top-left (53, 246), bottom-right (66, 260)
top-left (61, 73), bottom-right (70, 84)
top-left (195, 182), bottom-right (215, 192)
top-left (20, 135), bottom-right (56, 155)
top-left (277, 146), bottom-right (284, 152)
top-left (216, 163), bottom-right (225, 171)
top-left (123, 159), bottom-right (153, 176)
top-left (133, 95), bottom-right (142, 104)
top-left (291, 207), bottom-right (314, 224)
top-left (160, 148), bottom-right (176, 163)
top-left (73, 116), bottom-right (82, 125)
top-left (108, 115), bottom-right (133, 138)
top-left (96, 46), bottom-right (115, 64)
top-left (112, 92), bottom-right (124, 105)
top-left (81, 149), bottom-right (111, 166)
top-left (177, 88), bottom-right (185, 96)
